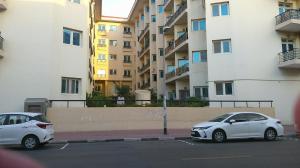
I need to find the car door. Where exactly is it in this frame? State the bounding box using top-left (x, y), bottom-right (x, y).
top-left (223, 114), bottom-right (251, 139)
top-left (0, 114), bottom-right (8, 144)
top-left (1, 114), bottom-right (29, 144)
top-left (246, 113), bottom-right (268, 137)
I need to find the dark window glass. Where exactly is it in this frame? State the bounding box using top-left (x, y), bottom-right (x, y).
top-left (0, 115), bottom-right (7, 125)
top-left (225, 82), bottom-right (233, 95)
top-left (73, 31), bottom-right (80, 46)
top-left (246, 114), bottom-right (267, 121)
top-left (63, 29), bottom-right (71, 44)
top-left (210, 114), bottom-right (232, 122)
top-left (216, 83), bottom-right (223, 95)
top-left (213, 41), bottom-right (221, 53)
top-left (31, 115), bottom-right (50, 123)
top-left (228, 114), bottom-right (249, 122)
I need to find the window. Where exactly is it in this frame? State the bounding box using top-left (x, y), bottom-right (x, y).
top-left (151, 0), bottom-right (155, 4)
top-left (97, 69), bottom-right (106, 77)
top-left (7, 115), bottom-right (30, 125)
top-left (159, 48), bottom-right (164, 56)
top-left (282, 39), bottom-right (294, 53)
top-left (110, 25), bottom-right (117, 32)
top-left (0, 115), bottom-right (7, 125)
top-left (227, 114), bottom-right (249, 123)
top-left (124, 41), bottom-right (131, 48)
top-left (153, 74), bottom-right (157, 82)
top-left (159, 70), bottom-right (164, 78)
top-left (178, 59), bottom-right (188, 67)
top-left (213, 39), bottom-right (231, 53)
top-left (61, 78), bottom-right (80, 94)
top-left (167, 65), bottom-right (175, 73)
top-left (246, 113), bottom-right (268, 121)
top-left (152, 34), bottom-right (156, 41)
top-left (151, 15), bottom-right (156, 22)
top-left (212, 2), bottom-right (229, 16)
top-left (98, 39), bottom-right (106, 47)
top-left (145, 6), bottom-right (149, 13)
top-left (279, 3), bottom-right (291, 14)
top-left (97, 54), bottom-right (106, 61)
top-left (215, 81), bottom-right (233, 95)
top-left (194, 86), bottom-right (209, 99)
top-left (69, 0), bottom-right (80, 4)
top-left (159, 26), bottom-right (164, 34)
top-left (109, 54), bottom-right (117, 60)
top-left (141, 15), bottom-right (144, 21)
top-left (192, 51), bottom-right (207, 63)
top-left (109, 40), bottom-right (117, 47)
top-left (98, 24), bottom-right (106, 32)
top-left (158, 5), bottom-right (164, 13)
top-left (124, 55), bottom-right (131, 63)
top-left (192, 19), bottom-right (206, 31)
top-left (63, 28), bottom-right (81, 46)
top-left (109, 69), bottom-right (117, 75)
top-left (124, 27), bottom-right (131, 34)
top-left (152, 54), bottom-right (157, 62)
top-left (124, 70), bottom-right (131, 77)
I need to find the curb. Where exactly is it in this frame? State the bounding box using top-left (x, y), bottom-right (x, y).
top-left (50, 134), bottom-right (297, 145)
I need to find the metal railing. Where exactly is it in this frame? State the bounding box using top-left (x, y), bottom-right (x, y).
top-left (165, 41), bottom-right (175, 55)
top-left (138, 23), bottom-right (150, 42)
top-left (279, 48), bottom-right (300, 63)
top-left (138, 43), bottom-right (150, 57)
top-left (49, 99), bottom-right (273, 108)
top-left (0, 35), bottom-right (4, 50)
top-left (276, 9), bottom-right (300, 25)
top-left (175, 32), bottom-right (188, 47)
top-left (165, 1), bottom-right (187, 27)
top-left (166, 71), bottom-right (176, 80)
top-left (176, 63), bottom-right (189, 76)
top-left (138, 62), bottom-right (150, 73)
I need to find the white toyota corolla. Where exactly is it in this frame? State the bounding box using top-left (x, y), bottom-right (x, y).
top-left (191, 112), bottom-right (284, 143)
top-left (0, 112), bottom-right (54, 149)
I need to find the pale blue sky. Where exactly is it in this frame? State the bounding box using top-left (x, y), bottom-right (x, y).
top-left (102, 0), bottom-right (135, 18)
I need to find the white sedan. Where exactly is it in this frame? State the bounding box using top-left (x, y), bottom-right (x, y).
top-left (0, 112), bottom-right (54, 149)
top-left (191, 112), bottom-right (284, 143)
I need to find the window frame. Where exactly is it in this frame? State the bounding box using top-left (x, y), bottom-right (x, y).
top-left (212, 2), bottom-right (230, 17)
top-left (61, 77), bottom-right (81, 94)
top-left (213, 39), bottom-right (232, 54)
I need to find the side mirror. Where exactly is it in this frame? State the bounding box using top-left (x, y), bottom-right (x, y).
top-left (229, 119), bottom-right (236, 124)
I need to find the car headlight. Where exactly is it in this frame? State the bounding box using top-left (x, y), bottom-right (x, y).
top-left (193, 126), bottom-right (212, 130)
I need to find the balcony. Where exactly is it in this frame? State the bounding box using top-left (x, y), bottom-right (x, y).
top-left (138, 62), bottom-right (151, 74)
top-left (165, 1), bottom-right (187, 27)
top-left (165, 41), bottom-right (175, 56)
top-left (138, 43), bottom-right (150, 58)
top-left (175, 32), bottom-right (188, 48)
top-left (166, 71), bottom-right (176, 80)
top-left (138, 23), bottom-right (150, 42)
top-left (176, 63), bottom-right (189, 76)
top-left (0, 0), bottom-right (7, 12)
top-left (164, 0), bottom-right (173, 11)
top-left (278, 49), bottom-right (300, 69)
top-left (276, 9), bottom-right (300, 32)
top-left (141, 79), bottom-right (151, 89)
top-left (0, 35), bottom-right (4, 58)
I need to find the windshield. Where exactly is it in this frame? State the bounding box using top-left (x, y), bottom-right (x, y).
top-left (31, 115), bottom-right (50, 123)
top-left (209, 114), bottom-right (232, 122)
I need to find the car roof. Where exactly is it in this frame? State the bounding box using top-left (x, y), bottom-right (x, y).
top-left (227, 112), bottom-right (265, 115)
top-left (0, 112), bottom-right (42, 117)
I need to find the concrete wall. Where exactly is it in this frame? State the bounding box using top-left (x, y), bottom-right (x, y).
top-left (48, 107), bottom-right (275, 132)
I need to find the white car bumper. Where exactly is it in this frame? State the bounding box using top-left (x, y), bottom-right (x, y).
top-left (191, 130), bottom-right (212, 140)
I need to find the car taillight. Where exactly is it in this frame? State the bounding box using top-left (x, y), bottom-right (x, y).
top-left (36, 123), bottom-right (48, 129)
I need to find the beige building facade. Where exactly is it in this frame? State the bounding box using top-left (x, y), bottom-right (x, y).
top-left (92, 16), bottom-right (136, 96)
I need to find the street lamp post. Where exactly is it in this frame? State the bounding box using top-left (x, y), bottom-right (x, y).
top-left (162, 26), bottom-right (170, 135)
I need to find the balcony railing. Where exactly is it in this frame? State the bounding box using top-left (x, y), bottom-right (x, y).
top-left (0, 35), bottom-right (3, 50)
top-left (138, 62), bottom-right (151, 73)
top-left (138, 23), bottom-right (150, 42)
top-left (165, 1), bottom-right (187, 27)
top-left (166, 71), bottom-right (176, 80)
top-left (165, 41), bottom-right (175, 56)
top-left (279, 49), bottom-right (300, 63)
top-left (175, 32), bottom-right (188, 47)
top-left (176, 63), bottom-right (189, 76)
top-left (138, 43), bottom-right (150, 57)
top-left (276, 9), bottom-right (300, 25)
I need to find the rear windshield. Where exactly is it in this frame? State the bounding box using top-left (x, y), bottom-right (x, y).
top-left (31, 115), bottom-right (50, 123)
top-left (209, 114), bottom-right (232, 122)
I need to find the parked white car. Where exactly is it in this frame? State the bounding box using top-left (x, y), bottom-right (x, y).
top-left (191, 112), bottom-right (284, 143)
top-left (0, 112), bottom-right (54, 149)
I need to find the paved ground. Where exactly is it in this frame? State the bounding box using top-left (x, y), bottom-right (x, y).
top-left (8, 137), bottom-right (300, 168)
top-left (54, 125), bottom-right (297, 142)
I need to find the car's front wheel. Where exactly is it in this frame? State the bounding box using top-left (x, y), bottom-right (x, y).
top-left (22, 135), bottom-right (40, 150)
top-left (264, 128), bottom-right (277, 141)
top-left (212, 129), bottom-right (226, 143)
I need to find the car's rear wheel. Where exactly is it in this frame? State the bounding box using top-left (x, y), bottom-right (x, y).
top-left (212, 129), bottom-right (226, 143)
top-left (264, 128), bottom-right (277, 141)
top-left (22, 135), bottom-right (40, 150)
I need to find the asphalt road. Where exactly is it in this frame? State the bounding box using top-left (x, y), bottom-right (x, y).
top-left (8, 138), bottom-right (300, 168)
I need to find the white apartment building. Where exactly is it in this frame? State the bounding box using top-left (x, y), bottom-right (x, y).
top-left (0, 0), bottom-right (95, 112)
top-left (205, 0), bottom-right (300, 124)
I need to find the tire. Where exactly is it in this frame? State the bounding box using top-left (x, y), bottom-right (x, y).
top-left (264, 128), bottom-right (277, 141)
top-left (212, 129), bottom-right (226, 143)
top-left (22, 135), bottom-right (40, 150)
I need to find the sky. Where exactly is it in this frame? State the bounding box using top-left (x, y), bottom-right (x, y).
top-left (102, 0), bottom-right (136, 18)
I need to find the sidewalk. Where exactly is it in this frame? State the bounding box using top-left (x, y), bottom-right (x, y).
top-left (52, 125), bottom-right (298, 143)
